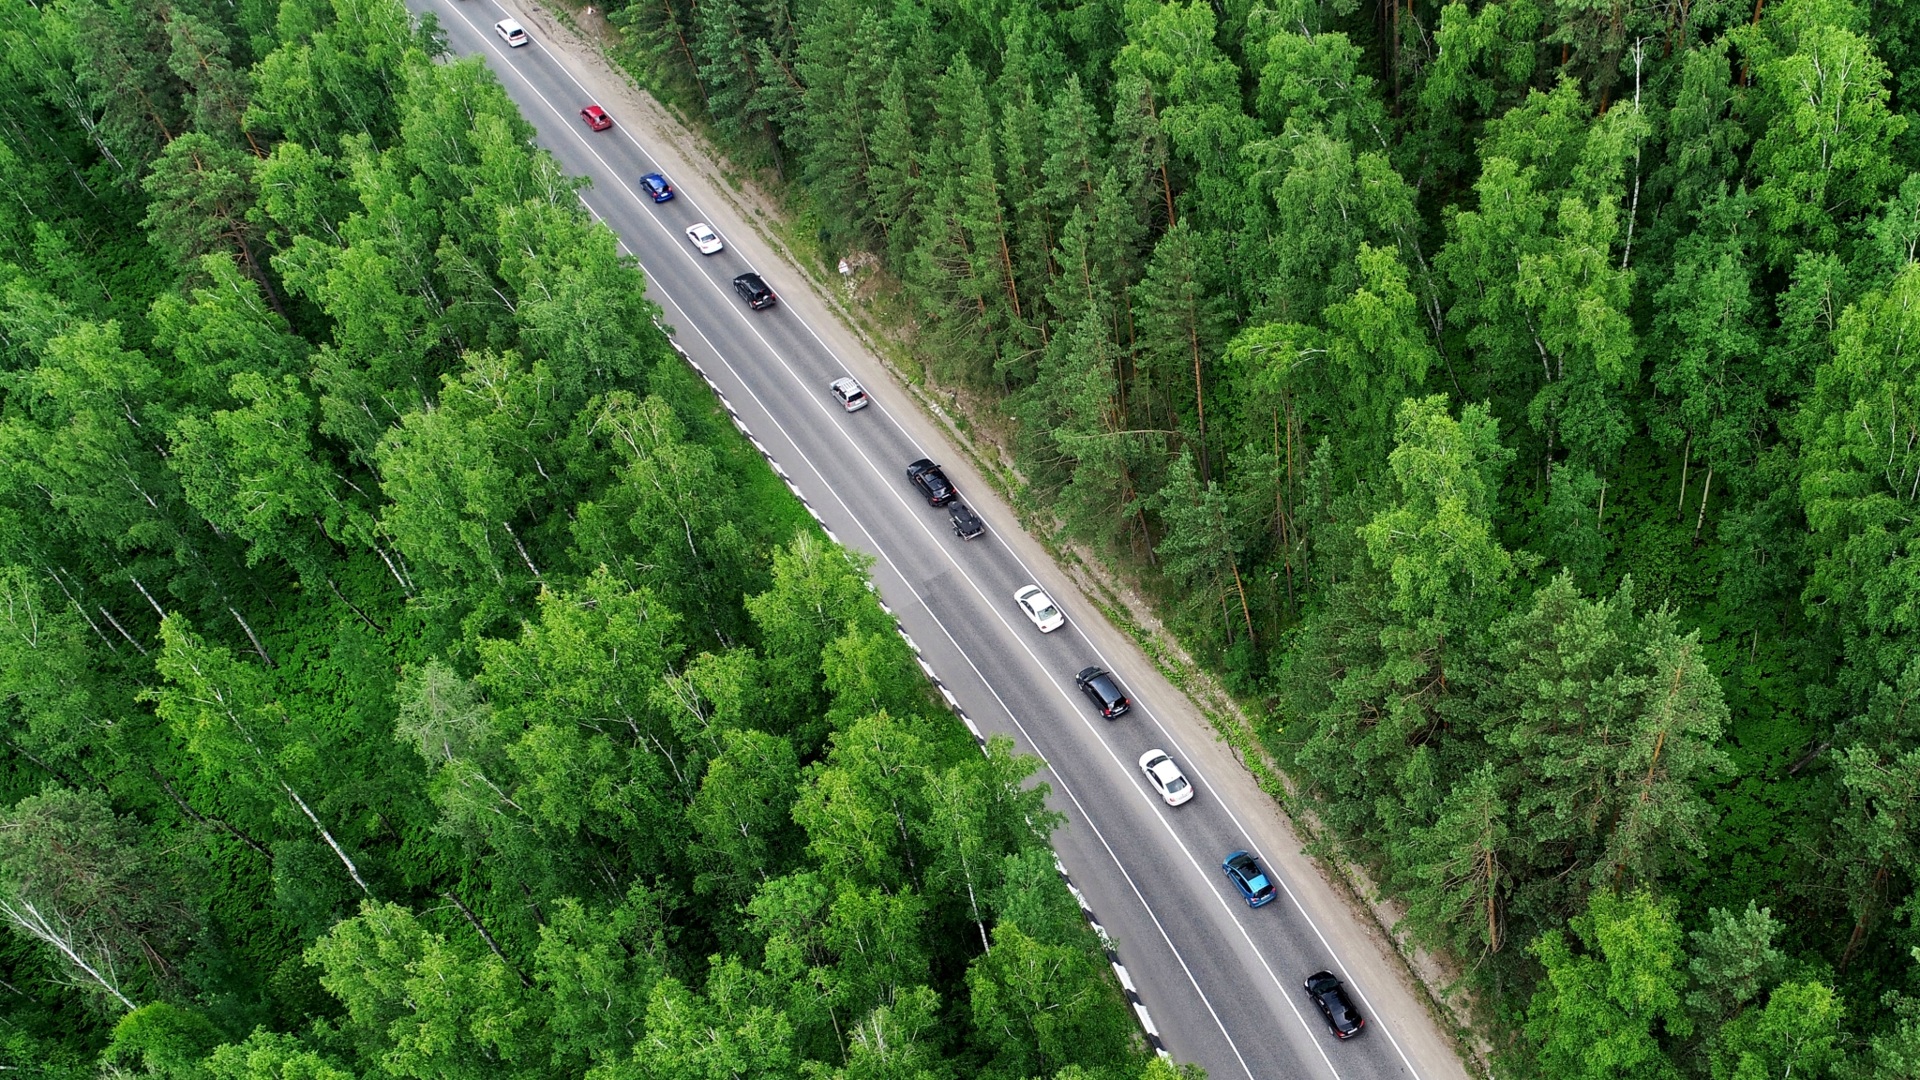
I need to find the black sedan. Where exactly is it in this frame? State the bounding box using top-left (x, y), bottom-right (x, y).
top-left (1074, 666), bottom-right (1130, 719)
top-left (733, 273), bottom-right (777, 309)
top-left (906, 458), bottom-right (956, 506)
top-left (1304, 970), bottom-right (1365, 1039)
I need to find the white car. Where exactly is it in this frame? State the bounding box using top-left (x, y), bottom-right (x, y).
top-left (1138, 749), bottom-right (1194, 806)
top-left (685, 222), bottom-right (724, 254)
top-left (829, 377), bottom-right (869, 412)
top-left (1014, 585), bottom-right (1065, 633)
top-left (495, 18), bottom-right (529, 46)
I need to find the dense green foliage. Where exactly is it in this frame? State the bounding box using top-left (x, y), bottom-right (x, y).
top-left (0, 1), bottom-right (1168, 1077)
top-left (607, 0), bottom-right (1920, 1069)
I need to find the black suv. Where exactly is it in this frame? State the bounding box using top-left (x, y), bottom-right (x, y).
top-left (906, 458), bottom-right (957, 506)
top-left (1075, 667), bottom-right (1130, 718)
top-left (949, 502), bottom-right (985, 540)
top-left (1304, 971), bottom-right (1365, 1039)
top-left (733, 273), bottom-right (777, 309)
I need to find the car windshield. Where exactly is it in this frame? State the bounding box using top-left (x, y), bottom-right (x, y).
top-left (1165, 776), bottom-right (1187, 792)
top-left (1035, 602), bottom-right (1058, 618)
top-left (1248, 874), bottom-right (1270, 893)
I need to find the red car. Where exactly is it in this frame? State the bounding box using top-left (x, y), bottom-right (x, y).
top-left (580, 105), bottom-right (612, 131)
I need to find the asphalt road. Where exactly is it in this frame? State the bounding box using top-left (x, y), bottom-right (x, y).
top-left (399, 6), bottom-right (1474, 1079)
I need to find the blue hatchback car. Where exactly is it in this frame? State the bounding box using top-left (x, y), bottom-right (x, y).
top-left (1223, 850), bottom-right (1276, 908)
top-left (639, 173), bottom-right (674, 202)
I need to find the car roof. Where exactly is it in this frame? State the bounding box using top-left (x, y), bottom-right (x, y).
top-left (498, 18), bottom-right (522, 29)
top-left (831, 377), bottom-right (861, 391)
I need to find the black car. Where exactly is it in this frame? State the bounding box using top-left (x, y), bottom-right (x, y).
top-left (1075, 666), bottom-right (1130, 718)
top-left (733, 273), bottom-right (777, 309)
top-left (906, 458), bottom-right (957, 506)
top-left (949, 502), bottom-right (985, 540)
top-left (1304, 971), bottom-right (1365, 1039)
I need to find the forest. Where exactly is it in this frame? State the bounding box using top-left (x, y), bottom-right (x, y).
top-left (0, 0), bottom-right (1176, 1077)
top-left (596, 0), bottom-right (1920, 1072)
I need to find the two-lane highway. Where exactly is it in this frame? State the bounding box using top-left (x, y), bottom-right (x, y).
top-left (403, 6), bottom-right (1472, 1078)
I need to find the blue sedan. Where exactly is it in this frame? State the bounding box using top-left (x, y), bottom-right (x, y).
top-left (1223, 850), bottom-right (1276, 907)
top-left (639, 173), bottom-right (674, 202)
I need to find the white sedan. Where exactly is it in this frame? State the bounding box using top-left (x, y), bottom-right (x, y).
top-left (1013, 585), bottom-right (1065, 633)
top-left (494, 18), bottom-right (529, 46)
top-left (685, 222), bottom-right (724, 254)
top-left (1138, 750), bottom-right (1194, 806)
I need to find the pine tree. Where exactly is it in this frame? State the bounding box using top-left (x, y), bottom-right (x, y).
top-left (1155, 449), bottom-right (1254, 644)
top-left (1390, 762), bottom-right (1512, 956)
top-left (1132, 221), bottom-right (1227, 476)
